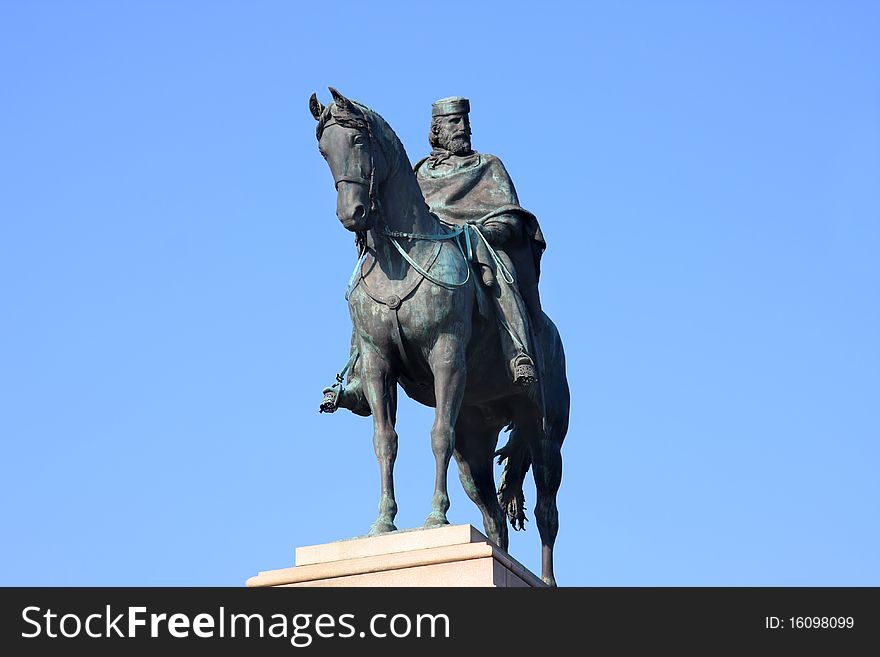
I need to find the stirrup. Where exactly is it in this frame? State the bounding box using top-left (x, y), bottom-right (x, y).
top-left (512, 354), bottom-right (538, 386)
top-left (320, 351), bottom-right (358, 414)
top-left (319, 384), bottom-right (340, 414)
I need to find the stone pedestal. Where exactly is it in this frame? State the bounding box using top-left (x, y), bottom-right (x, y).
top-left (246, 524), bottom-right (545, 587)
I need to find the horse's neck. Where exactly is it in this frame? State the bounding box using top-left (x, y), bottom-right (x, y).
top-left (379, 165), bottom-right (437, 236)
top-left (366, 166), bottom-right (438, 271)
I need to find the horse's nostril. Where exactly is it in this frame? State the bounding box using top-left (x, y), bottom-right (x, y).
top-left (338, 203), bottom-right (367, 228)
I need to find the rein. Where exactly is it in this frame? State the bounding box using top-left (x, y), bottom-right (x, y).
top-left (345, 214), bottom-right (522, 302)
top-left (383, 223), bottom-right (472, 289)
top-left (345, 222), bottom-right (473, 303)
top-left (386, 217), bottom-right (517, 287)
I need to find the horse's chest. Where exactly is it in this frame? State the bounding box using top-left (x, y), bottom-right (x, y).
top-left (348, 286), bottom-right (463, 349)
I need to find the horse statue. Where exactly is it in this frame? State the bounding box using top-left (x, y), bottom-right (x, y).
top-left (308, 88), bottom-right (570, 586)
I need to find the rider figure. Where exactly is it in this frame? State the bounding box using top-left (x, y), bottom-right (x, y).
top-left (414, 96), bottom-right (545, 386)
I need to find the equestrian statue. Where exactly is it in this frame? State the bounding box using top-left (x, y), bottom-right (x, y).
top-left (309, 88), bottom-right (570, 586)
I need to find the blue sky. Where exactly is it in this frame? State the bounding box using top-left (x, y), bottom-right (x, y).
top-left (1, 1), bottom-right (877, 585)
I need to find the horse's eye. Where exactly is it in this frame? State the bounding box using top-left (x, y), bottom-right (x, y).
top-left (353, 135), bottom-right (366, 146)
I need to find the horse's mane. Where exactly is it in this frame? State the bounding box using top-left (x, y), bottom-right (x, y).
top-left (316, 99), bottom-right (409, 180)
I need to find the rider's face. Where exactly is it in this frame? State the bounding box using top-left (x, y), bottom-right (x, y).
top-left (436, 113), bottom-right (472, 154)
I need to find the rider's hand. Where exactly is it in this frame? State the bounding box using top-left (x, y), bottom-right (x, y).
top-left (479, 220), bottom-right (514, 246)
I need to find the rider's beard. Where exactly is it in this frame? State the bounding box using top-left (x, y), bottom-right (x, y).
top-left (439, 131), bottom-right (472, 155)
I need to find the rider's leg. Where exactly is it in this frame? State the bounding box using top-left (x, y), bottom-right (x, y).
top-left (489, 251), bottom-right (538, 386)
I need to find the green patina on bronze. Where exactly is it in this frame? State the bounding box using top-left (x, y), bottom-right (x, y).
top-left (309, 88), bottom-right (570, 586)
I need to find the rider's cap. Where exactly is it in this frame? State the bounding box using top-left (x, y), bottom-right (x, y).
top-left (431, 96), bottom-right (470, 117)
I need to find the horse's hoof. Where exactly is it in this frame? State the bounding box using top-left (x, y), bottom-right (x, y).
top-left (542, 575), bottom-right (558, 587)
top-left (423, 512), bottom-right (450, 528)
top-left (368, 520), bottom-right (397, 536)
top-left (319, 390), bottom-right (338, 414)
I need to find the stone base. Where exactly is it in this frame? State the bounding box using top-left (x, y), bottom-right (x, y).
top-left (246, 524), bottom-right (545, 587)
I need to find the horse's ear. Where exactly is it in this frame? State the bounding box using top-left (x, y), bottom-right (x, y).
top-left (309, 93), bottom-right (324, 121)
top-left (329, 86), bottom-right (353, 113)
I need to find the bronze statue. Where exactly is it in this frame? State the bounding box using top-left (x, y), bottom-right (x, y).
top-left (309, 88), bottom-right (569, 586)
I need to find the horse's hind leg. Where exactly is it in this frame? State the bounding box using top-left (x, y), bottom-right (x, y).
top-left (531, 425), bottom-right (563, 586)
top-left (529, 369), bottom-right (569, 586)
top-left (531, 319), bottom-right (570, 586)
top-left (424, 333), bottom-right (467, 528)
top-left (453, 407), bottom-right (508, 550)
top-left (360, 349), bottom-right (399, 535)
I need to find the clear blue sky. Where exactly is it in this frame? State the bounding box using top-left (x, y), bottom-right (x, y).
top-left (1, 1), bottom-right (877, 586)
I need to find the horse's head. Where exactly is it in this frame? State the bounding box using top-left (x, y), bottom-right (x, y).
top-left (310, 88), bottom-right (388, 233)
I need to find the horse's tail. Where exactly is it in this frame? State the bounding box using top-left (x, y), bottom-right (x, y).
top-left (495, 423), bottom-right (532, 531)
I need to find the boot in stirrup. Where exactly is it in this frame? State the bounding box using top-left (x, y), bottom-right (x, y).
top-left (319, 383), bottom-right (341, 413)
top-left (512, 353), bottom-right (538, 386)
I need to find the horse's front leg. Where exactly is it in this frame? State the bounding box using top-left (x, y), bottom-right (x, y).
top-left (360, 348), bottom-right (399, 535)
top-left (425, 332), bottom-right (467, 527)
